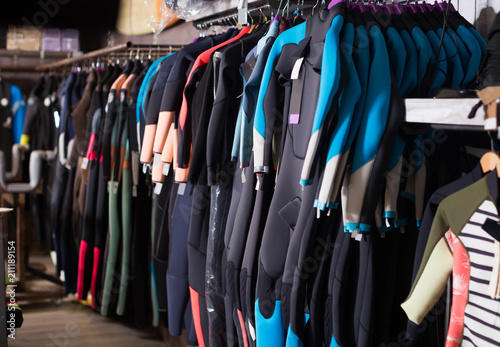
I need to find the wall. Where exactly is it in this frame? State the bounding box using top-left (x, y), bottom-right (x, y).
top-left (452, 0), bottom-right (500, 39)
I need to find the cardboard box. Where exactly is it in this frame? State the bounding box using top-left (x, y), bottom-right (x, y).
top-left (6, 26), bottom-right (42, 51)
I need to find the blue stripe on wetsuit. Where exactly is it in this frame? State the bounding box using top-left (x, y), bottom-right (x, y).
top-left (436, 27), bottom-right (464, 89)
top-left (300, 14), bottom-right (345, 187)
top-left (317, 23), bottom-right (370, 211)
top-left (345, 24), bottom-right (392, 233)
top-left (10, 84), bottom-right (26, 144)
top-left (469, 26), bottom-right (487, 56)
top-left (386, 27), bottom-right (406, 91)
top-left (383, 23), bottom-right (416, 221)
top-left (253, 22), bottom-right (307, 174)
top-left (448, 28), bottom-right (471, 82)
top-left (313, 21), bottom-right (360, 211)
top-left (255, 298), bottom-right (283, 346)
top-left (424, 29), bottom-right (448, 92)
top-left (455, 25), bottom-right (481, 86)
top-left (398, 28), bottom-right (418, 97)
top-left (410, 26), bottom-right (434, 97)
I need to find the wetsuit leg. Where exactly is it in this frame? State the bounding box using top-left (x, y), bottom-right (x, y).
top-left (226, 163), bottom-right (257, 347)
top-left (372, 230), bottom-right (400, 345)
top-left (188, 184), bottom-right (211, 347)
top-left (117, 157), bottom-right (132, 316)
top-left (101, 177), bottom-right (121, 317)
top-left (167, 182), bottom-right (194, 336)
top-left (206, 183), bottom-right (233, 347)
top-left (78, 159), bottom-right (99, 301)
top-left (91, 163), bottom-right (109, 311)
top-left (255, 152), bottom-right (304, 347)
top-left (352, 232), bottom-right (374, 347)
top-left (306, 211), bottom-right (340, 347)
top-left (330, 224), bottom-right (356, 346)
top-left (224, 164), bottom-right (244, 347)
top-left (184, 299), bottom-right (199, 346)
top-left (50, 161), bottom-right (66, 281)
top-left (152, 175), bottom-right (173, 319)
top-left (240, 170), bottom-right (275, 347)
top-left (131, 169), bottom-right (152, 327)
top-left (60, 166), bottom-right (78, 295)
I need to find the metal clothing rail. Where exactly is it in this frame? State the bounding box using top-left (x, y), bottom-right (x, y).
top-left (35, 41), bottom-right (185, 71)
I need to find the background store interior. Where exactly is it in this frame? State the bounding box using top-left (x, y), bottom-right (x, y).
top-left (1, 0), bottom-right (500, 346)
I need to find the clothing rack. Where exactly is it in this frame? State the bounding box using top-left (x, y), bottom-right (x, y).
top-left (191, 0), bottom-right (414, 28)
top-left (35, 42), bottom-right (184, 71)
top-left (0, 42), bottom-right (184, 73)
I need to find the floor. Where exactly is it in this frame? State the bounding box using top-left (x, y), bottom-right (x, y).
top-left (9, 300), bottom-right (168, 347)
top-left (7, 253), bottom-right (188, 347)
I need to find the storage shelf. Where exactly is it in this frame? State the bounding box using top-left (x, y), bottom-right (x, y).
top-left (0, 49), bottom-right (75, 59)
top-left (404, 98), bottom-right (484, 131)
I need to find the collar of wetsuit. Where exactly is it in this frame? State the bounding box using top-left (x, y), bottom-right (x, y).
top-left (122, 59), bottom-right (134, 75)
top-left (399, 11), bottom-right (418, 32)
top-left (131, 59), bottom-right (143, 75)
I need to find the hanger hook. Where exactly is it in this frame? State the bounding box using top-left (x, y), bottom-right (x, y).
top-left (258, 6), bottom-right (267, 22)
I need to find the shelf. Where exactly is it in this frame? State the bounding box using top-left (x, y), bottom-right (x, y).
top-left (0, 49), bottom-right (75, 59)
top-left (404, 98), bottom-right (484, 131)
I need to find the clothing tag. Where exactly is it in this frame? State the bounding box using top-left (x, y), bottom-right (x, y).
top-left (163, 163), bottom-right (171, 176)
top-left (289, 67), bottom-right (305, 124)
top-left (237, 0), bottom-right (248, 25)
top-left (178, 183), bottom-right (186, 196)
top-left (132, 185), bottom-right (137, 197)
top-left (81, 157), bottom-right (89, 170)
top-left (355, 233), bottom-right (363, 242)
top-left (113, 182), bottom-right (119, 194)
top-left (241, 168), bottom-right (246, 183)
top-left (153, 153), bottom-right (161, 167)
top-left (291, 57), bottom-right (304, 80)
top-left (238, 8), bottom-right (247, 25)
top-left (241, 54), bottom-right (257, 81)
top-left (154, 183), bottom-right (163, 195)
top-left (289, 114), bottom-right (300, 124)
top-left (142, 163), bottom-right (149, 174)
top-left (351, 229), bottom-right (358, 239)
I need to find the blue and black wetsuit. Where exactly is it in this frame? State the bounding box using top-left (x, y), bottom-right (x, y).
top-left (253, 4), bottom-right (346, 345)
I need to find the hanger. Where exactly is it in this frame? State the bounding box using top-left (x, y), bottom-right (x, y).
top-left (258, 6), bottom-right (268, 22)
top-left (311, 0), bottom-right (319, 15)
top-left (327, 0), bottom-right (343, 11)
